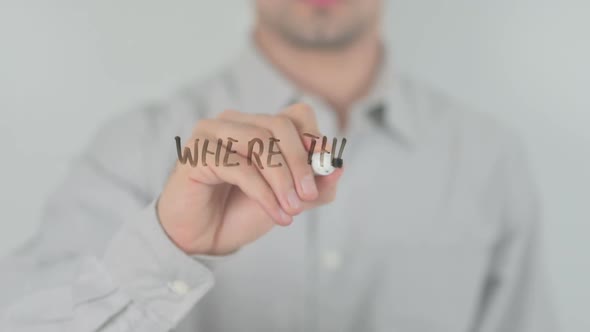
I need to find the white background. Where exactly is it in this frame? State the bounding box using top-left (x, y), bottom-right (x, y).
top-left (0, 1), bottom-right (588, 330)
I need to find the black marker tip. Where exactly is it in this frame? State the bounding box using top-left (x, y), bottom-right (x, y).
top-left (332, 158), bottom-right (344, 168)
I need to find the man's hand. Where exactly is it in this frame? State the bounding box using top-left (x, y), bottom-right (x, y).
top-left (156, 103), bottom-right (343, 255)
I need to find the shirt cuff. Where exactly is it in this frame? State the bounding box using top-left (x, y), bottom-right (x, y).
top-left (101, 198), bottom-right (215, 327)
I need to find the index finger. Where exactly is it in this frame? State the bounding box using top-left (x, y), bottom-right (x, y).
top-left (280, 103), bottom-right (322, 149)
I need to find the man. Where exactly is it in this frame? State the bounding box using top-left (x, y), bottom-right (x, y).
top-left (0, 0), bottom-right (557, 331)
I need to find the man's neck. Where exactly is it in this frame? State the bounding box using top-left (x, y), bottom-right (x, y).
top-left (254, 26), bottom-right (383, 130)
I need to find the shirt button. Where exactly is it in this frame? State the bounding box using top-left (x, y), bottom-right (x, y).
top-left (168, 280), bottom-right (190, 295)
top-left (321, 250), bottom-right (342, 271)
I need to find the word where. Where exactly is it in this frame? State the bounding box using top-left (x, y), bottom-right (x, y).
top-left (175, 133), bottom-right (347, 169)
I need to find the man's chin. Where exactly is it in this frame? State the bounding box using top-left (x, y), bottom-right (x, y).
top-left (282, 31), bottom-right (363, 51)
top-left (276, 20), bottom-right (369, 51)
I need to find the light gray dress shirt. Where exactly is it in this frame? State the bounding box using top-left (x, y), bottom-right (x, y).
top-left (0, 40), bottom-right (557, 332)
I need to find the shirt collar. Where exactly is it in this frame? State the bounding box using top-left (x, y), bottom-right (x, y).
top-left (229, 37), bottom-right (417, 145)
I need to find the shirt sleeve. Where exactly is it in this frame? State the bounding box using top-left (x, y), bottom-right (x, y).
top-left (0, 106), bottom-right (215, 331)
top-left (474, 134), bottom-right (559, 332)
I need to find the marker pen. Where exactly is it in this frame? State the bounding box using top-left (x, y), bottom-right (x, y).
top-left (311, 152), bottom-right (343, 176)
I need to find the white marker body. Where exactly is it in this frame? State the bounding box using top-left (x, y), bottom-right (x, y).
top-left (311, 152), bottom-right (336, 176)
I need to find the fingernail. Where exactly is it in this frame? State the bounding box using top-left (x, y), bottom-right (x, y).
top-left (287, 188), bottom-right (301, 209)
top-left (301, 174), bottom-right (318, 197)
top-left (279, 208), bottom-right (291, 224)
